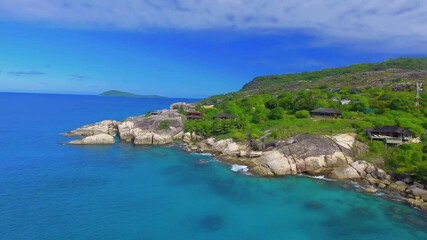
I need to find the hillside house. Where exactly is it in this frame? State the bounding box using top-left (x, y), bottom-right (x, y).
top-left (186, 111), bottom-right (203, 120)
top-left (310, 108), bottom-right (342, 118)
top-left (366, 126), bottom-right (413, 145)
top-left (214, 113), bottom-right (236, 120)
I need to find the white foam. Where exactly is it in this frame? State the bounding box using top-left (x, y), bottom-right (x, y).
top-left (299, 174), bottom-right (336, 181)
top-left (231, 164), bottom-right (249, 173)
top-left (191, 152), bottom-right (212, 156)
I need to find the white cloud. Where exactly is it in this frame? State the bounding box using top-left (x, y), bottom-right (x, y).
top-left (0, 0), bottom-right (426, 52)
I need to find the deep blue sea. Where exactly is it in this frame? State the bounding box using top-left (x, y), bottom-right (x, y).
top-left (1, 92), bottom-right (426, 240)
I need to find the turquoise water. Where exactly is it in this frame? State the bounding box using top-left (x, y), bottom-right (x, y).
top-left (0, 93), bottom-right (426, 240)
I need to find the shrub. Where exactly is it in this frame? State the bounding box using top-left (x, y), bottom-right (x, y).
top-left (231, 131), bottom-right (245, 142)
top-left (268, 107), bottom-right (285, 120)
top-left (295, 110), bottom-right (310, 118)
top-left (157, 120), bottom-right (171, 130)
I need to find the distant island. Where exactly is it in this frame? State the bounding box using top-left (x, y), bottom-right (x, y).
top-left (99, 90), bottom-right (166, 98)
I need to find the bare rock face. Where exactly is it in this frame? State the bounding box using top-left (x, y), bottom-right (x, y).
top-left (118, 110), bottom-right (184, 144)
top-left (68, 133), bottom-right (115, 145)
top-left (248, 135), bottom-right (358, 176)
top-left (190, 134), bottom-right (366, 177)
top-left (327, 160), bottom-right (388, 180)
top-left (406, 186), bottom-right (427, 201)
top-left (328, 164), bottom-right (362, 180)
top-left (133, 131), bottom-right (154, 145)
top-left (118, 121), bottom-right (135, 142)
top-left (153, 133), bottom-right (174, 145)
top-left (65, 110), bottom-right (184, 146)
top-left (183, 132), bottom-right (192, 143)
top-left (65, 120), bottom-right (118, 137)
top-left (133, 130), bottom-right (173, 145)
top-left (256, 150), bottom-right (298, 176)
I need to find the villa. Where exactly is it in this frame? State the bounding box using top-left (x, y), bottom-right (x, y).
top-left (310, 108), bottom-right (342, 118)
top-left (186, 111), bottom-right (203, 120)
top-left (366, 126), bottom-right (413, 145)
top-left (214, 113), bottom-right (237, 120)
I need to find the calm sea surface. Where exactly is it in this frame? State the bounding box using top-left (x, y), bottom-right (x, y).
top-left (0, 92), bottom-right (426, 240)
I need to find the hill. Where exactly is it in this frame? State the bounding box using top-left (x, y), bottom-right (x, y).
top-left (192, 57), bottom-right (427, 181)
top-left (99, 90), bottom-right (166, 98)
top-left (242, 57), bottom-right (427, 93)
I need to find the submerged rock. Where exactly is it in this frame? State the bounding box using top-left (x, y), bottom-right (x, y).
top-left (198, 215), bottom-right (224, 231)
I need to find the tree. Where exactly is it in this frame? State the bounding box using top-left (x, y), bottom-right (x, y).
top-left (268, 107), bottom-right (285, 120)
top-left (265, 98), bottom-right (279, 109)
top-left (352, 96), bottom-right (370, 112)
top-left (278, 93), bottom-right (294, 110)
top-left (252, 107), bottom-right (268, 123)
top-left (294, 91), bottom-right (316, 111)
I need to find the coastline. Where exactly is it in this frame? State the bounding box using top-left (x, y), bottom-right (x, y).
top-left (179, 137), bottom-right (427, 211)
top-left (62, 108), bottom-right (427, 212)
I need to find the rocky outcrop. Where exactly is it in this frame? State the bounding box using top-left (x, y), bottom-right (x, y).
top-left (170, 102), bottom-right (194, 111)
top-left (118, 110), bottom-right (184, 144)
top-left (327, 160), bottom-right (388, 180)
top-left (64, 120), bottom-right (118, 137)
top-left (66, 110), bottom-right (184, 146)
top-left (187, 134), bottom-right (364, 177)
top-left (247, 135), bottom-right (357, 176)
top-left (68, 133), bottom-right (115, 145)
top-left (133, 131), bottom-right (173, 145)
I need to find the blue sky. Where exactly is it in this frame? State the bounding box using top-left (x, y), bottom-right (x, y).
top-left (0, 1), bottom-right (426, 98)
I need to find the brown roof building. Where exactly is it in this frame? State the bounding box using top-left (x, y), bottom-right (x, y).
top-left (214, 113), bottom-right (236, 120)
top-left (186, 111), bottom-right (203, 120)
top-left (366, 126), bottom-right (413, 145)
top-left (310, 108), bottom-right (342, 118)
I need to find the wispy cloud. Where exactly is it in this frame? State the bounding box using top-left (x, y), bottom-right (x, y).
top-left (0, 1), bottom-right (426, 52)
top-left (70, 74), bottom-right (90, 81)
top-left (8, 71), bottom-right (45, 76)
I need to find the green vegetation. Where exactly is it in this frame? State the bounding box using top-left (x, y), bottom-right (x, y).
top-left (100, 90), bottom-right (166, 98)
top-left (235, 57), bottom-right (427, 95)
top-left (157, 120), bottom-right (171, 130)
top-left (192, 58), bottom-right (427, 181)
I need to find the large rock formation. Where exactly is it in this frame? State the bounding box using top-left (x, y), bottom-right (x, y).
top-left (66, 110), bottom-right (184, 145)
top-left (249, 134), bottom-right (358, 176)
top-left (327, 160), bottom-right (388, 180)
top-left (68, 133), bottom-right (115, 145)
top-left (118, 110), bottom-right (184, 145)
top-left (64, 120), bottom-right (118, 136)
top-left (189, 134), bottom-right (367, 177)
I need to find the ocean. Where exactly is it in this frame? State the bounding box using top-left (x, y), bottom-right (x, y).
top-left (0, 92), bottom-right (426, 240)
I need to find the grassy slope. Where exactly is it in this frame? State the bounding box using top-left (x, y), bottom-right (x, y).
top-left (242, 57), bottom-right (427, 91)
top-left (193, 57), bottom-right (427, 180)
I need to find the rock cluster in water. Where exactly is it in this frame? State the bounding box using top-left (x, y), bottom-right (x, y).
top-left (64, 110), bottom-right (184, 145)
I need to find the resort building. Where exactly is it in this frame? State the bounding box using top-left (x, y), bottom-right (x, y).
top-left (186, 111), bottom-right (203, 120)
top-left (214, 113), bottom-right (237, 120)
top-left (340, 99), bottom-right (351, 105)
top-left (310, 108), bottom-right (342, 118)
top-left (366, 126), bottom-right (413, 145)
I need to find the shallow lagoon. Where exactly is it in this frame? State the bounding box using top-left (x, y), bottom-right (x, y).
top-left (0, 93), bottom-right (426, 240)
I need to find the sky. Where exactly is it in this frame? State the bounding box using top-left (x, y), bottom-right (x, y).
top-left (0, 1), bottom-right (426, 98)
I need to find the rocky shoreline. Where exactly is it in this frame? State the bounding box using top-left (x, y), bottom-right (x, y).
top-left (63, 108), bottom-right (427, 211)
